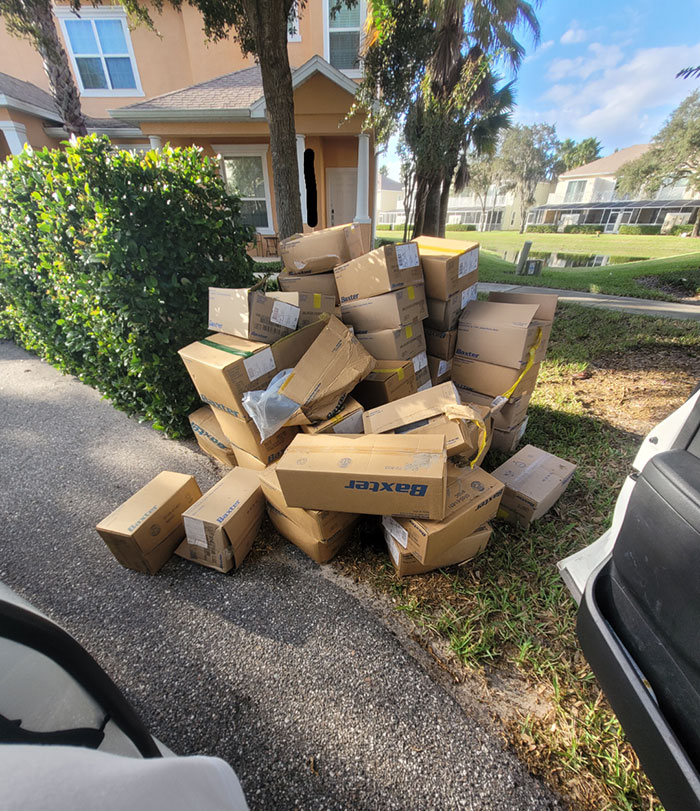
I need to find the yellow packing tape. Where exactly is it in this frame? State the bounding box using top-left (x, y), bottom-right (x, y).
top-left (497, 327), bottom-right (542, 403)
top-left (405, 325), bottom-right (413, 339)
top-left (313, 293), bottom-right (321, 308)
top-left (407, 286), bottom-right (415, 300)
top-left (373, 367), bottom-right (405, 378)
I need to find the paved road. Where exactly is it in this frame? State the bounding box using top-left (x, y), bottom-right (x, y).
top-left (0, 340), bottom-right (562, 810)
top-left (479, 282), bottom-right (700, 320)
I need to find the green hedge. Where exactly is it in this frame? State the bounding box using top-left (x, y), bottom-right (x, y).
top-left (618, 224), bottom-right (662, 235)
top-left (376, 223), bottom-right (394, 230)
top-left (446, 224), bottom-right (477, 231)
top-left (563, 224), bottom-right (603, 234)
top-left (0, 135), bottom-right (254, 436)
top-left (670, 224), bottom-right (695, 235)
top-left (526, 225), bottom-right (558, 233)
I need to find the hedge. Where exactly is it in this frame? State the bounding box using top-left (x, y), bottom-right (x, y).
top-left (376, 223), bottom-right (394, 230)
top-left (446, 224), bottom-right (477, 231)
top-left (562, 224), bottom-right (603, 234)
top-left (670, 224), bottom-right (695, 235)
top-left (526, 225), bottom-right (558, 233)
top-left (0, 135), bottom-right (255, 436)
top-left (618, 224), bottom-right (662, 235)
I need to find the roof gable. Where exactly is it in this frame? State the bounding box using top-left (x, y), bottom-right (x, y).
top-left (560, 144), bottom-right (651, 179)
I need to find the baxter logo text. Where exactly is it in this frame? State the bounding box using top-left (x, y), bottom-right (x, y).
top-left (344, 480), bottom-right (428, 497)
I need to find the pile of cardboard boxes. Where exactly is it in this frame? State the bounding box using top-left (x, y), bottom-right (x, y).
top-left (96, 223), bottom-right (576, 579)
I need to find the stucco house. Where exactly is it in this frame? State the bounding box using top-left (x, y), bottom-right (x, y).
top-left (0, 1), bottom-right (375, 243)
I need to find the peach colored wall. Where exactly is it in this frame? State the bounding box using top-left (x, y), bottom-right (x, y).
top-left (0, 106), bottom-right (61, 149)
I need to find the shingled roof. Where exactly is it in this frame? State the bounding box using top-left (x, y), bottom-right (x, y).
top-left (0, 72), bottom-right (61, 119)
top-left (560, 144), bottom-right (651, 179)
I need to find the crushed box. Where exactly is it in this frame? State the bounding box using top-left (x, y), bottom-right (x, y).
top-left (278, 269), bottom-right (338, 303)
top-left (276, 433), bottom-right (447, 520)
top-left (362, 381), bottom-right (460, 435)
top-left (301, 396), bottom-right (365, 434)
top-left (384, 522), bottom-right (492, 576)
top-left (355, 322), bottom-right (426, 361)
top-left (428, 355), bottom-right (452, 386)
top-left (334, 242), bottom-right (423, 303)
top-left (177, 468), bottom-right (264, 572)
top-left (351, 360), bottom-right (417, 410)
top-left (490, 417), bottom-right (529, 454)
top-left (412, 235), bottom-right (479, 300)
top-left (188, 406), bottom-right (237, 467)
top-left (462, 388), bottom-right (533, 432)
top-left (426, 284), bottom-right (477, 331)
top-left (96, 472), bottom-right (202, 574)
top-left (340, 283), bottom-right (427, 332)
top-left (213, 409), bottom-right (297, 465)
top-left (233, 447), bottom-right (268, 471)
top-left (424, 326), bottom-right (458, 361)
top-left (391, 405), bottom-right (491, 462)
top-left (279, 222), bottom-right (369, 274)
top-left (491, 444), bottom-right (576, 526)
top-left (452, 356), bottom-right (541, 400)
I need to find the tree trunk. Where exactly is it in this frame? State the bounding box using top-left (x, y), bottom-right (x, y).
top-left (692, 214), bottom-right (699, 238)
top-left (412, 176), bottom-right (429, 238)
top-left (438, 164), bottom-right (455, 238)
top-left (244, 0), bottom-right (302, 240)
top-left (421, 175), bottom-right (443, 236)
top-left (34, 1), bottom-right (86, 136)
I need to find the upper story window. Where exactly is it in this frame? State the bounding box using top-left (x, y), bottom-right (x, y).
top-left (564, 179), bottom-right (587, 203)
top-left (327, 0), bottom-right (365, 75)
top-left (55, 7), bottom-right (143, 97)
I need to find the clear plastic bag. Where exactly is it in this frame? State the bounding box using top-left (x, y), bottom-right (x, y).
top-left (242, 368), bottom-right (299, 441)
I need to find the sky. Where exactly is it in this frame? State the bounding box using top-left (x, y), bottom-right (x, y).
top-left (382, 0), bottom-right (700, 177)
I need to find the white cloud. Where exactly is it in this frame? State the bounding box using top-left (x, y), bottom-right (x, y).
top-left (540, 40), bottom-right (555, 52)
top-left (547, 43), bottom-right (624, 82)
top-left (560, 22), bottom-right (588, 45)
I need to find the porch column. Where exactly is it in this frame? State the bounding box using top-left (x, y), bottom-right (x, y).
top-left (296, 134), bottom-right (307, 224)
top-left (0, 121), bottom-right (28, 155)
top-left (354, 132), bottom-right (371, 224)
top-left (148, 135), bottom-right (162, 150)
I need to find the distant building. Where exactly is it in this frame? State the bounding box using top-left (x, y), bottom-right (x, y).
top-left (444, 180), bottom-right (556, 231)
top-left (528, 144), bottom-right (700, 232)
top-left (376, 175), bottom-right (404, 222)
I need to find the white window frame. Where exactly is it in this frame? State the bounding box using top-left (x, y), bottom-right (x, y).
top-left (323, 0), bottom-right (367, 78)
top-left (214, 144), bottom-right (275, 235)
top-left (287, 0), bottom-right (302, 42)
top-left (564, 179), bottom-right (587, 204)
top-left (54, 5), bottom-right (144, 98)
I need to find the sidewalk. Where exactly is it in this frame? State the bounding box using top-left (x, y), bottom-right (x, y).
top-left (0, 340), bottom-right (561, 811)
top-left (479, 282), bottom-right (700, 321)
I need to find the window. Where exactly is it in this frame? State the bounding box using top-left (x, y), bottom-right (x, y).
top-left (327, 0), bottom-right (365, 74)
top-left (564, 180), bottom-right (587, 203)
top-left (216, 145), bottom-right (274, 233)
top-left (56, 8), bottom-right (142, 96)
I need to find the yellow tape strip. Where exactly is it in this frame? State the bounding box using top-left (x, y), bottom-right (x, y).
top-left (469, 419), bottom-right (488, 469)
top-left (313, 293), bottom-right (321, 308)
top-left (496, 327), bottom-right (542, 404)
top-left (373, 367), bottom-right (405, 377)
top-left (405, 325), bottom-right (413, 339)
top-left (407, 286), bottom-right (415, 300)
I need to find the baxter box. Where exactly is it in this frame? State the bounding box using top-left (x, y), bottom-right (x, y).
top-left (278, 269), bottom-right (339, 303)
top-left (214, 409), bottom-right (297, 465)
top-left (412, 235), bottom-right (479, 300)
top-left (96, 472), bottom-right (202, 574)
top-left (463, 388), bottom-right (533, 432)
top-left (352, 360), bottom-right (417, 410)
top-left (362, 381), bottom-right (460, 435)
top-left (177, 468), bottom-right (264, 573)
top-left (276, 433), bottom-right (447, 520)
top-left (355, 322), bottom-right (426, 361)
top-left (490, 417), bottom-right (529, 454)
top-left (334, 242), bottom-right (423, 303)
top-left (340, 284), bottom-right (427, 332)
top-left (279, 222), bottom-right (369, 275)
top-left (491, 444), bottom-right (576, 526)
top-left (188, 406), bottom-right (237, 467)
top-left (384, 522), bottom-right (492, 577)
top-left (424, 326), bottom-right (458, 361)
top-left (301, 397), bottom-right (365, 435)
top-left (391, 407), bottom-right (490, 461)
top-left (452, 356), bottom-right (541, 400)
top-left (233, 447), bottom-right (267, 471)
top-left (428, 355), bottom-right (452, 386)
top-left (178, 319), bottom-right (325, 422)
top-left (426, 283), bottom-right (477, 331)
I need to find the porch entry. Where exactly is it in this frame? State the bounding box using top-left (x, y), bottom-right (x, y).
top-left (326, 168), bottom-right (357, 227)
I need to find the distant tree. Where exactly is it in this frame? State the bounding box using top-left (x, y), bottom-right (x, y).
top-left (555, 136), bottom-right (602, 173)
top-left (379, 164), bottom-right (389, 176)
top-left (499, 123), bottom-right (559, 232)
top-left (617, 91), bottom-right (700, 236)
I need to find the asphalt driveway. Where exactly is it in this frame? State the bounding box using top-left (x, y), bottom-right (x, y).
top-left (0, 339), bottom-right (562, 810)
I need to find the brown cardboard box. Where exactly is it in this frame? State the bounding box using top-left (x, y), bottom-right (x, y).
top-left (392, 406), bottom-right (490, 460)
top-left (488, 290), bottom-right (558, 322)
top-left (461, 388), bottom-right (533, 432)
top-left (424, 326), bottom-right (458, 360)
top-left (233, 447), bottom-right (268, 471)
top-left (96, 472), bottom-right (202, 574)
top-left (278, 269), bottom-right (338, 303)
top-left (362, 381), bottom-right (460, 435)
top-left (412, 235), bottom-right (479, 300)
top-left (301, 396), bottom-right (365, 434)
top-left (452, 356), bottom-right (541, 400)
top-left (491, 444), bottom-right (576, 526)
top-left (279, 316), bottom-right (374, 423)
top-left (276, 433), bottom-right (447, 520)
top-left (416, 373), bottom-right (432, 392)
top-left (266, 291), bottom-right (336, 329)
top-left (334, 242), bottom-right (423, 303)
top-left (177, 468), bottom-right (264, 572)
top-left (213, 409), bottom-right (297, 465)
top-left (267, 504), bottom-right (356, 563)
top-left (428, 355), bottom-right (452, 385)
top-left (340, 283), bottom-right (427, 332)
top-left (456, 299), bottom-right (552, 370)
top-left (384, 522), bottom-right (492, 576)
top-left (355, 322), bottom-right (426, 361)
top-left (490, 416), bottom-right (529, 454)
top-left (385, 465), bottom-right (503, 566)
top-left (351, 360), bottom-right (417, 410)
top-left (208, 287), bottom-right (250, 338)
top-left (178, 319), bottom-right (326, 422)
top-left (188, 406), bottom-right (237, 467)
top-left (426, 283), bottom-right (478, 330)
top-left (279, 222), bottom-right (369, 274)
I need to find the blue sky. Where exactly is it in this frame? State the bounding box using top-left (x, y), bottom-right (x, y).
top-left (383, 0), bottom-right (700, 176)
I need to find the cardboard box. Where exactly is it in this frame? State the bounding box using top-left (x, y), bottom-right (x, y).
top-left (278, 269), bottom-right (338, 303)
top-left (426, 284), bottom-right (477, 330)
top-left (188, 406), bottom-right (237, 467)
top-left (412, 235), bottom-right (479, 300)
top-left (452, 357), bottom-right (541, 400)
top-left (491, 444), bottom-right (576, 526)
top-left (177, 468), bottom-right (264, 572)
top-left (393, 406), bottom-right (490, 461)
top-left (267, 504), bottom-right (356, 563)
top-left (267, 291), bottom-right (336, 329)
top-left (384, 465), bottom-right (503, 565)
top-left (301, 396), bottom-right (365, 434)
top-left (96, 472), bottom-right (202, 574)
top-left (490, 416), bottom-right (529, 454)
top-left (488, 290), bottom-right (557, 322)
top-left (351, 360), bottom-right (417, 410)
top-left (276, 433), bottom-right (447, 520)
top-left (424, 326), bottom-right (457, 361)
top-left (362, 381), bottom-right (460, 435)
top-left (456, 299), bottom-right (553, 370)
top-left (213, 409), bottom-right (297, 464)
top-left (340, 283), bottom-right (427, 332)
top-left (355, 322), bottom-right (426, 361)
top-left (384, 522), bottom-right (492, 576)
top-left (334, 242), bottom-right (423, 303)
top-left (233, 447), bottom-right (267, 471)
top-left (279, 222), bottom-right (369, 274)
top-left (461, 388), bottom-right (533, 432)
top-left (279, 316), bottom-right (374, 423)
top-left (428, 354), bottom-right (452, 386)
top-left (178, 319), bottom-right (326, 422)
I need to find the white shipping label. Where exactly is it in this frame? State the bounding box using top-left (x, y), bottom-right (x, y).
top-left (183, 517), bottom-right (208, 549)
top-left (386, 534), bottom-right (401, 565)
top-left (243, 347), bottom-right (275, 381)
top-left (438, 359), bottom-right (450, 376)
top-left (469, 249), bottom-right (479, 272)
top-left (395, 242), bottom-right (419, 270)
top-left (270, 300), bottom-right (299, 330)
top-left (332, 410), bottom-right (364, 434)
top-left (412, 351), bottom-right (428, 373)
top-left (458, 252), bottom-right (470, 278)
top-left (382, 515), bottom-right (408, 548)
top-left (461, 284), bottom-right (477, 309)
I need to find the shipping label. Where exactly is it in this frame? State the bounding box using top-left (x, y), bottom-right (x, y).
top-left (412, 351), bottom-right (428, 373)
top-left (243, 347), bottom-right (275, 381)
top-left (270, 300), bottom-right (300, 330)
top-left (395, 242), bottom-right (419, 270)
top-left (183, 517), bottom-right (208, 549)
top-left (382, 515), bottom-right (409, 548)
top-left (461, 284), bottom-right (477, 309)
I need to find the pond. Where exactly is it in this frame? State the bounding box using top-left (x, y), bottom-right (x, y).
top-left (494, 249), bottom-right (648, 268)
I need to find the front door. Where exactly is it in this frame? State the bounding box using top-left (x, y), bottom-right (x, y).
top-left (326, 168), bottom-right (357, 227)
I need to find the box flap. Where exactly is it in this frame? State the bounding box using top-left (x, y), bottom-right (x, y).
top-left (491, 444), bottom-right (576, 505)
top-left (412, 235), bottom-right (479, 256)
top-left (362, 381), bottom-right (460, 434)
top-left (488, 291), bottom-right (558, 323)
top-left (460, 299), bottom-right (540, 330)
top-left (178, 332), bottom-right (267, 371)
